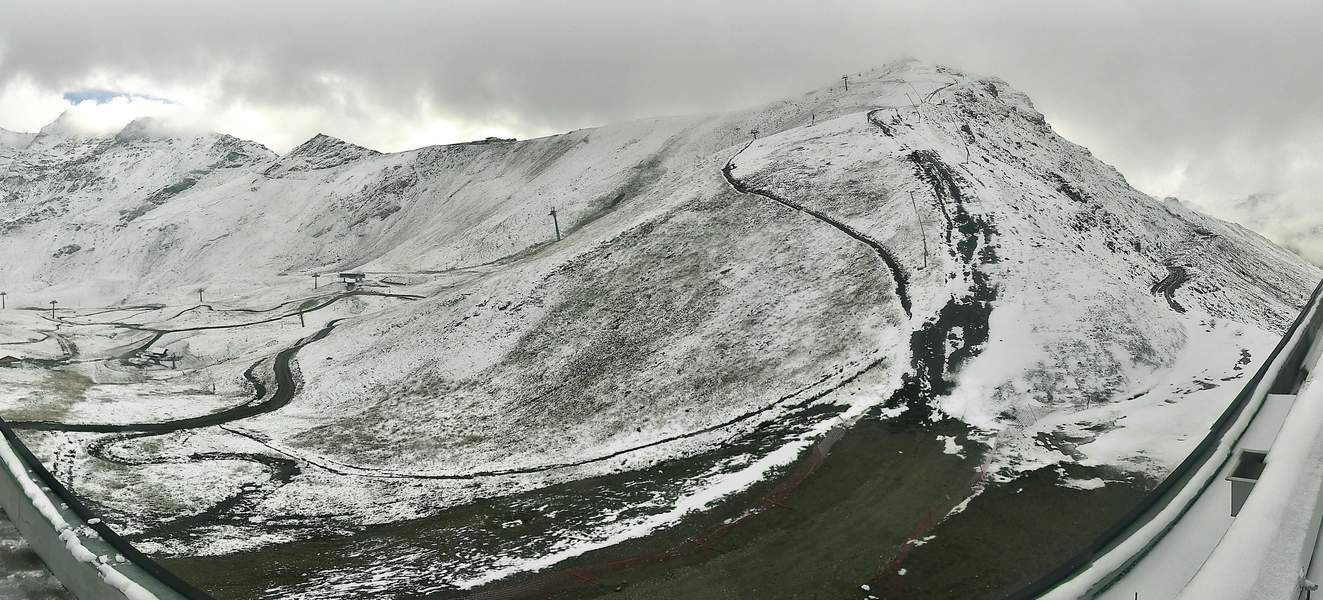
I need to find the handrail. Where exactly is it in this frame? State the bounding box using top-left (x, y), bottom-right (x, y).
top-left (0, 418), bottom-right (216, 600)
top-left (1009, 277), bottom-right (1323, 599)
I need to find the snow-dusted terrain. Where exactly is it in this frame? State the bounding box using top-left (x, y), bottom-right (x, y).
top-left (1205, 191), bottom-right (1323, 266)
top-left (0, 60), bottom-right (1318, 598)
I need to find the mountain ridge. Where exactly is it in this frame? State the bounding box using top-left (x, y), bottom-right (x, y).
top-left (0, 62), bottom-right (1318, 590)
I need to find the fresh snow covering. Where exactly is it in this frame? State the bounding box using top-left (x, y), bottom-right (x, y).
top-left (263, 133), bottom-right (380, 177)
top-left (0, 127), bottom-right (34, 149)
top-left (0, 59), bottom-right (1318, 593)
top-left (0, 127), bottom-right (35, 174)
top-left (1049, 294), bottom-right (1323, 600)
top-left (937, 435), bottom-right (963, 456)
top-left (0, 436), bottom-right (69, 531)
top-left (1, 433), bottom-right (158, 600)
top-left (1176, 348), bottom-right (1323, 599)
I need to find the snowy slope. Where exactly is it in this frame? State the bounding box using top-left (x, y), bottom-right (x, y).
top-left (0, 127), bottom-right (33, 149)
top-left (1205, 192), bottom-right (1323, 266)
top-left (263, 133), bottom-right (379, 177)
top-left (1, 60), bottom-right (1319, 583)
top-left (239, 61), bottom-right (1319, 483)
top-left (0, 126), bottom-right (34, 174)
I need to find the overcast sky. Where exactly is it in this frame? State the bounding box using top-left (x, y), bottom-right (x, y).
top-left (1, 0), bottom-right (1320, 261)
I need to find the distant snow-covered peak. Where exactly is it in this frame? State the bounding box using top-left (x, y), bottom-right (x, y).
top-left (264, 132), bottom-right (380, 177)
top-left (114, 116), bottom-right (172, 143)
top-left (287, 133), bottom-right (379, 159)
top-left (0, 127), bottom-right (35, 150)
top-left (29, 110), bottom-right (91, 143)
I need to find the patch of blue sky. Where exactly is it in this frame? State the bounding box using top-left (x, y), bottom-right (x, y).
top-left (61, 89), bottom-right (175, 105)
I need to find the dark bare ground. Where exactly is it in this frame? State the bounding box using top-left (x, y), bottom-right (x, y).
top-left (457, 423), bottom-right (1149, 600)
top-left (157, 406), bottom-right (980, 600)
top-left (1150, 266), bottom-right (1190, 313)
top-left (538, 416), bottom-right (980, 600)
top-left (892, 464), bottom-right (1152, 599)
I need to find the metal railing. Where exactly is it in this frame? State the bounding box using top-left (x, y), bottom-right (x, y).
top-left (0, 418), bottom-right (215, 600)
top-left (1009, 277), bottom-right (1323, 599)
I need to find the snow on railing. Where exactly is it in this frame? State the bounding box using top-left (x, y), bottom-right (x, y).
top-left (0, 419), bottom-right (214, 600)
top-left (1012, 277), bottom-right (1323, 599)
top-left (1176, 337), bottom-right (1323, 598)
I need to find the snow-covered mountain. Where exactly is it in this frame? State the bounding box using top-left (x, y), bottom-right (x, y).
top-left (0, 126), bottom-right (35, 173)
top-left (2, 60), bottom-right (1319, 593)
top-left (1201, 191), bottom-right (1323, 266)
top-left (0, 127), bottom-right (33, 148)
top-left (5, 58), bottom-right (1319, 478)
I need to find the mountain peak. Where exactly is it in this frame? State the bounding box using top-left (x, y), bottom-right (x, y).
top-left (265, 132), bottom-right (380, 177)
top-left (114, 116), bottom-right (167, 142)
top-left (288, 133), bottom-right (377, 157)
top-left (31, 110), bottom-right (85, 141)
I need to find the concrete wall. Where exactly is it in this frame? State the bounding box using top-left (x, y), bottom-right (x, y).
top-left (0, 428), bottom-right (199, 600)
top-left (0, 460), bottom-right (124, 599)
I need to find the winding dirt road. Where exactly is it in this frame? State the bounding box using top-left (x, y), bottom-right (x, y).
top-left (5, 291), bottom-right (406, 535)
top-left (9, 317), bottom-right (342, 433)
top-left (721, 140), bottom-right (913, 317)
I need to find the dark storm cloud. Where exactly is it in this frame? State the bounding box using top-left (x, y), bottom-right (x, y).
top-left (1, 0), bottom-right (1320, 260)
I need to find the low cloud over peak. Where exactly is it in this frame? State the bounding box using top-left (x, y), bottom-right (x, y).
top-left (2, 0), bottom-right (1320, 263)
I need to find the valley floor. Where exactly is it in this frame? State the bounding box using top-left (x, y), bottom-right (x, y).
top-left (0, 279), bottom-right (1144, 600)
top-left (0, 264), bottom-right (1294, 599)
top-left (0, 283), bottom-right (1158, 599)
